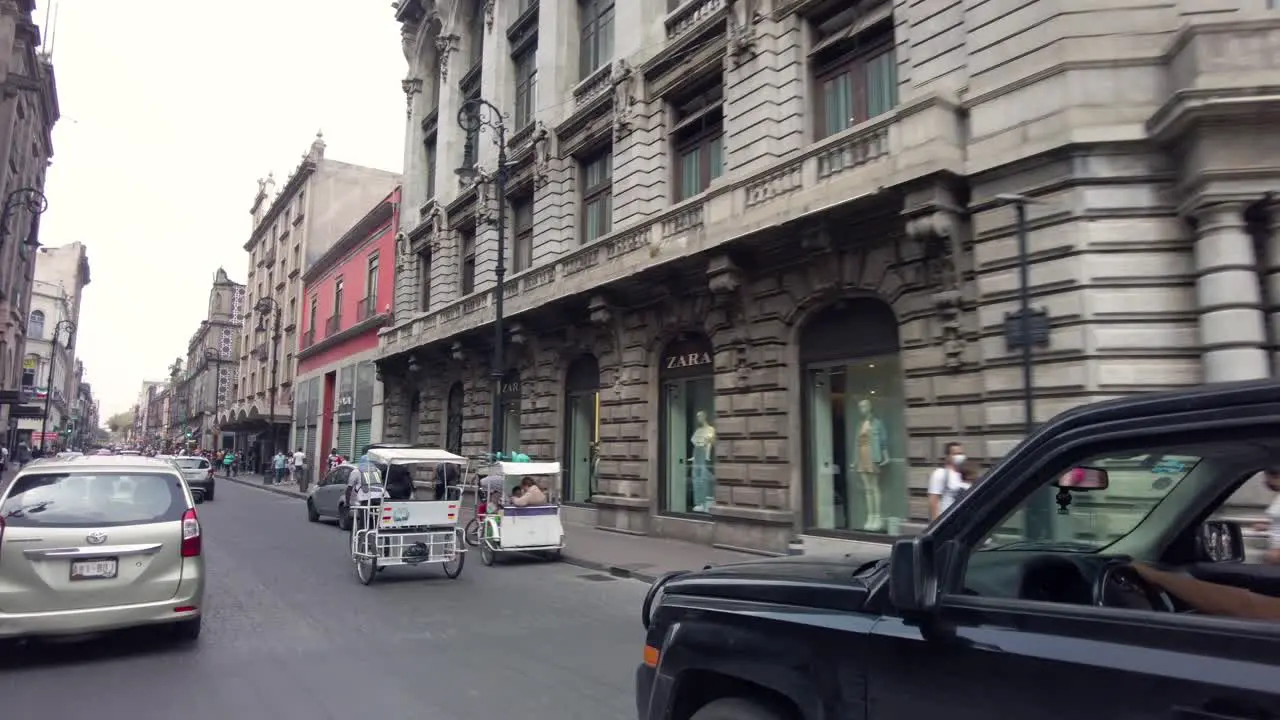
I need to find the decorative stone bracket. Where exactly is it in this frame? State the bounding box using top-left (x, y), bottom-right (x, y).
top-left (612, 60), bottom-right (638, 141)
top-left (450, 341), bottom-right (466, 362)
top-left (436, 34), bottom-right (460, 81)
top-left (726, 0), bottom-right (759, 68)
top-left (483, 0), bottom-right (495, 30)
top-left (931, 289), bottom-right (965, 371)
top-left (530, 123), bottom-right (552, 189)
top-left (903, 209), bottom-right (961, 290)
top-left (706, 254), bottom-right (752, 387)
top-left (401, 76), bottom-right (423, 119)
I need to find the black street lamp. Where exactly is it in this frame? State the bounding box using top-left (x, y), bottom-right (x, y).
top-left (39, 319), bottom-right (75, 452)
top-left (456, 96), bottom-right (510, 457)
top-left (254, 296), bottom-right (283, 469)
top-left (0, 186), bottom-right (48, 250)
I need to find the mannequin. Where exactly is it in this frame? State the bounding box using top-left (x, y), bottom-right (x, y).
top-left (690, 410), bottom-right (717, 512)
top-left (853, 397), bottom-right (890, 530)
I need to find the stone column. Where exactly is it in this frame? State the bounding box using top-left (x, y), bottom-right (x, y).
top-left (1194, 203), bottom-right (1269, 382)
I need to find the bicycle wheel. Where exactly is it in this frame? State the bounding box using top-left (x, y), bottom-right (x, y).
top-left (464, 518), bottom-right (480, 547)
top-left (442, 529), bottom-right (466, 578)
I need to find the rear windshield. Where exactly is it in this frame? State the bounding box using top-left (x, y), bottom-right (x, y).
top-left (173, 457), bottom-right (210, 470)
top-left (0, 472), bottom-right (188, 528)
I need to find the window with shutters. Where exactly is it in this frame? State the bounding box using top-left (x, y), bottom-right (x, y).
top-left (579, 0), bottom-right (614, 79)
top-left (811, 5), bottom-right (897, 140)
top-left (580, 148), bottom-right (612, 243)
top-left (511, 197), bottom-right (534, 273)
top-left (671, 78), bottom-right (725, 201)
top-left (459, 229), bottom-right (476, 296)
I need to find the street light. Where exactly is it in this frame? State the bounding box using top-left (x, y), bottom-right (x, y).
top-left (39, 319), bottom-right (75, 452)
top-left (0, 186), bottom-right (48, 250)
top-left (995, 193), bottom-right (1052, 539)
top-left (456, 96), bottom-right (510, 457)
top-left (254, 296), bottom-right (283, 470)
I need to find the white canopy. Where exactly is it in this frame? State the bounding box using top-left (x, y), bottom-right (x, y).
top-left (365, 447), bottom-right (467, 465)
top-left (486, 461), bottom-right (561, 476)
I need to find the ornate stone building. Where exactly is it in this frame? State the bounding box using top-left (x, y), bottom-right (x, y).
top-left (378, 0), bottom-right (1280, 554)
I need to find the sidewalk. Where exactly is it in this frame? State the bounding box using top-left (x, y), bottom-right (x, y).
top-left (222, 472), bottom-right (766, 583)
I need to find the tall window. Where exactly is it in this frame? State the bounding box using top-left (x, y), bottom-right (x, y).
top-left (581, 149), bottom-right (612, 243)
top-left (424, 137), bottom-right (437, 200)
top-left (459, 230), bottom-right (476, 295)
top-left (27, 310), bottom-right (44, 339)
top-left (468, 6), bottom-right (485, 68)
top-left (417, 248), bottom-right (432, 311)
top-left (672, 79), bottom-right (725, 201)
top-left (513, 47), bottom-right (538, 130)
top-left (365, 253), bottom-right (379, 318)
top-left (579, 0), bottom-right (614, 79)
top-left (813, 15), bottom-right (897, 139)
top-left (308, 296), bottom-right (318, 333)
top-left (333, 278), bottom-right (344, 320)
top-left (512, 197), bottom-right (534, 273)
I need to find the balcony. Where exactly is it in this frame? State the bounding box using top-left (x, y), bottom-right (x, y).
top-left (358, 296), bottom-right (377, 321)
top-left (379, 93), bottom-right (964, 358)
top-left (300, 328), bottom-right (316, 350)
top-left (325, 314), bottom-right (342, 338)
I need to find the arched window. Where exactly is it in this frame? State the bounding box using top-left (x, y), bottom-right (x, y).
top-left (27, 310), bottom-right (44, 339)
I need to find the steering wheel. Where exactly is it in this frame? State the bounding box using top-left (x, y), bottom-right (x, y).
top-left (1094, 561), bottom-right (1176, 612)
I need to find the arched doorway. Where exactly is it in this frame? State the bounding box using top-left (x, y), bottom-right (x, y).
top-left (800, 298), bottom-right (905, 535)
top-left (500, 370), bottom-right (522, 454)
top-left (445, 382), bottom-right (463, 455)
top-left (659, 334), bottom-right (716, 515)
top-left (563, 354), bottom-right (600, 504)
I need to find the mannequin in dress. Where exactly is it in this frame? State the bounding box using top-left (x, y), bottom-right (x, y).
top-left (690, 410), bottom-right (717, 512)
top-left (854, 397), bottom-right (890, 530)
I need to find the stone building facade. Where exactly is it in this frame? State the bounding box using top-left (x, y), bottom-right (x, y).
top-left (178, 268), bottom-right (245, 451)
top-left (377, 0), bottom-right (1280, 554)
top-left (0, 0), bottom-right (57, 453)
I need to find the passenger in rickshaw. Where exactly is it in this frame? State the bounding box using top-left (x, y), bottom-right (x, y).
top-left (431, 462), bottom-right (462, 500)
top-left (383, 464), bottom-right (415, 501)
top-left (510, 477), bottom-right (547, 506)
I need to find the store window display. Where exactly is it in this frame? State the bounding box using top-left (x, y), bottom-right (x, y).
top-left (501, 370), bottom-right (522, 454)
top-left (801, 299), bottom-right (907, 534)
top-left (660, 334), bottom-right (717, 515)
top-left (564, 354), bottom-right (601, 504)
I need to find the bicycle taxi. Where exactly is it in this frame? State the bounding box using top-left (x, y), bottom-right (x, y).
top-left (470, 459), bottom-right (566, 566)
top-left (349, 447), bottom-right (468, 585)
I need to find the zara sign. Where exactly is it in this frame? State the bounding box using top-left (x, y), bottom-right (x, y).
top-left (660, 335), bottom-right (714, 379)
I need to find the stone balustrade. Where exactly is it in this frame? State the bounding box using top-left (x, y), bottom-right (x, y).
top-left (377, 92), bottom-right (964, 360)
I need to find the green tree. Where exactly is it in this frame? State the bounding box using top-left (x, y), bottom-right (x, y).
top-left (106, 410), bottom-right (135, 434)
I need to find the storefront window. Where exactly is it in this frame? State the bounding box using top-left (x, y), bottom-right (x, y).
top-left (564, 355), bottom-right (600, 504)
top-left (501, 370), bottom-right (521, 454)
top-left (660, 335), bottom-right (717, 515)
top-left (445, 382), bottom-right (463, 455)
top-left (801, 300), bottom-right (906, 535)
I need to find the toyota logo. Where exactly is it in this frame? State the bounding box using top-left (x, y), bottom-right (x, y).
top-left (85, 532), bottom-right (107, 545)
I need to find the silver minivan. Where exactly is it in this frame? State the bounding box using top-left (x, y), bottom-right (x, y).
top-left (0, 455), bottom-right (206, 642)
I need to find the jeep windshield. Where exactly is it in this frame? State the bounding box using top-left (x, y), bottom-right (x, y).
top-left (980, 452), bottom-right (1203, 553)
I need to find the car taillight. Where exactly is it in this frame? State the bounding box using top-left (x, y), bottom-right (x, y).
top-left (181, 508), bottom-right (202, 557)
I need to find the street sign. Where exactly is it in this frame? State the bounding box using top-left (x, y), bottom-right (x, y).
top-left (1002, 308), bottom-right (1051, 351)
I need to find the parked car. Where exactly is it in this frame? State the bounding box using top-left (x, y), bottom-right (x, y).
top-left (169, 456), bottom-right (215, 501)
top-left (0, 454), bottom-right (206, 643)
top-left (636, 379), bottom-right (1280, 720)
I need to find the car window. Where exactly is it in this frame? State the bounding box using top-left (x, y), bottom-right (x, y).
top-left (1, 472), bottom-right (188, 528)
top-left (980, 451), bottom-right (1203, 552)
top-left (324, 466), bottom-right (348, 487)
top-left (173, 457), bottom-right (210, 470)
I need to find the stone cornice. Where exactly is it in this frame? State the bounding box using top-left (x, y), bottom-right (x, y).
top-left (1147, 88), bottom-right (1280, 145)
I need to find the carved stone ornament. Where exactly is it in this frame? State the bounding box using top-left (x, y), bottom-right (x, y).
top-left (588, 295), bottom-right (613, 326)
top-left (531, 123), bottom-right (552, 188)
top-left (450, 341), bottom-right (466, 362)
top-left (706, 254), bottom-right (743, 295)
top-left (726, 0), bottom-right (758, 67)
top-left (508, 320), bottom-right (529, 346)
top-left (931, 289), bottom-right (965, 371)
top-left (483, 0), bottom-right (495, 30)
top-left (612, 60), bottom-right (637, 141)
top-left (394, 231), bottom-right (410, 268)
top-left (436, 34), bottom-right (460, 81)
top-left (401, 77), bottom-right (423, 119)
top-left (904, 209), bottom-right (960, 289)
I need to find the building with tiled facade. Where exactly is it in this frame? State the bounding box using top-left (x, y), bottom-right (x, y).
top-left (376, 0), bottom-right (1280, 554)
top-left (176, 269), bottom-right (245, 451)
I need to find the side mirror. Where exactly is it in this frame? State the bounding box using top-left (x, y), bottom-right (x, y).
top-left (1054, 466), bottom-right (1109, 490)
top-left (889, 536), bottom-right (938, 615)
top-left (1198, 520), bottom-right (1246, 563)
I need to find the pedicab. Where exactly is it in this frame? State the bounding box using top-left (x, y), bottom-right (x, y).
top-left (472, 460), bottom-right (566, 566)
top-left (348, 447), bottom-right (468, 585)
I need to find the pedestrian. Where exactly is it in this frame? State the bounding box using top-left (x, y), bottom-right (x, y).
top-left (927, 441), bottom-right (968, 522)
top-left (292, 447), bottom-right (308, 492)
top-left (16, 442), bottom-right (30, 469)
top-left (273, 449), bottom-right (288, 485)
top-left (326, 447), bottom-right (343, 473)
top-left (223, 449), bottom-right (235, 479)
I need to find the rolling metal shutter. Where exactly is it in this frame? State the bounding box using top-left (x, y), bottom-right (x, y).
top-left (337, 422), bottom-right (354, 459)
top-left (304, 425), bottom-right (317, 464)
top-left (354, 420), bottom-right (372, 458)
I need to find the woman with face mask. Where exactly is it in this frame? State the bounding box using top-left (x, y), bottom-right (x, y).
top-left (928, 442), bottom-right (968, 521)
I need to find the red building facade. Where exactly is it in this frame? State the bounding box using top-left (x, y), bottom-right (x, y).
top-left (291, 187), bottom-right (400, 478)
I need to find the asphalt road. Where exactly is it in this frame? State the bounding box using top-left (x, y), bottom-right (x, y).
top-left (0, 478), bottom-right (647, 720)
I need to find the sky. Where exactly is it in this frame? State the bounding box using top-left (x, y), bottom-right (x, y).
top-left (32, 0), bottom-right (407, 422)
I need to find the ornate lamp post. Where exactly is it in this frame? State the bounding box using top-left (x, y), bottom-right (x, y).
top-left (39, 320), bottom-right (75, 452)
top-left (455, 96), bottom-right (510, 457)
top-left (0, 187), bottom-right (48, 250)
top-left (254, 297), bottom-right (283, 468)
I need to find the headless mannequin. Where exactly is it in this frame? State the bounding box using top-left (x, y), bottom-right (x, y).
top-left (853, 397), bottom-right (890, 531)
top-left (690, 410), bottom-right (716, 512)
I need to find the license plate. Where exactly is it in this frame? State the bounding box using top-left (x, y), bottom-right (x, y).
top-left (70, 558), bottom-right (118, 580)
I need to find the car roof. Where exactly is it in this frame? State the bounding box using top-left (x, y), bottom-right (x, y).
top-left (14, 454), bottom-right (183, 477)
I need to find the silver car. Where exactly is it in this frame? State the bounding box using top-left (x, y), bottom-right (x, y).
top-left (0, 455), bottom-right (206, 642)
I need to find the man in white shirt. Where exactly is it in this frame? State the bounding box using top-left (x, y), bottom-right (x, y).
top-left (928, 441), bottom-right (968, 521)
top-left (292, 447), bottom-right (308, 491)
